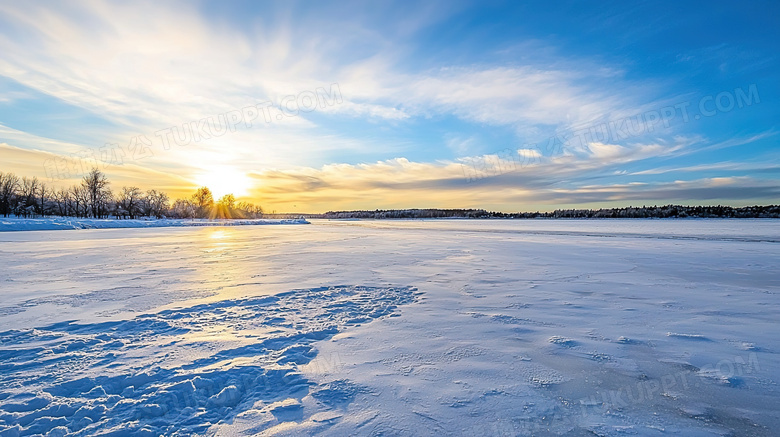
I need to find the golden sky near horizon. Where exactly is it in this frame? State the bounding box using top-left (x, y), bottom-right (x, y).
top-left (0, 2), bottom-right (777, 212)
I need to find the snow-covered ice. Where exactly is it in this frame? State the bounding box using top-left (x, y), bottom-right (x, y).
top-left (0, 219), bottom-right (778, 436)
top-left (0, 217), bottom-right (309, 232)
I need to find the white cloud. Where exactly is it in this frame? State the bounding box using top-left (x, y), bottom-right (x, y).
top-left (0, 1), bottom-right (652, 140)
top-left (2, 1), bottom-right (764, 211)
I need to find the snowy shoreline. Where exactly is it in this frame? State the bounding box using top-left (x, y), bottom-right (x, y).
top-left (0, 216), bottom-right (309, 232)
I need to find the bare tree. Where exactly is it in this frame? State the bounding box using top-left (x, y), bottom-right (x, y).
top-left (218, 194), bottom-right (235, 209)
top-left (54, 188), bottom-right (72, 216)
top-left (117, 186), bottom-right (143, 219)
top-left (215, 194), bottom-right (236, 219)
top-left (145, 189), bottom-right (170, 219)
top-left (81, 168), bottom-right (112, 218)
top-left (192, 187), bottom-right (213, 218)
top-left (72, 184), bottom-right (90, 218)
top-left (0, 172), bottom-right (20, 217)
top-left (237, 201), bottom-right (263, 218)
top-left (171, 198), bottom-right (196, 218)
top-left (18, 177), bottom-right (40, 218)
top-left (38, 182), bottom-right (50, 216)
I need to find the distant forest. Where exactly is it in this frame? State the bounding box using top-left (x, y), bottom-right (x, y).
top-left (322, 205), bottom-right (780, 219)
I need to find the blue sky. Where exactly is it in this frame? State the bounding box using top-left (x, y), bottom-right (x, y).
top-left (0, 0), bottom-right (778, 212)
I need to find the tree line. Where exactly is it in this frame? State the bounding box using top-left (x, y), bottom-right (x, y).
top-left (3, 167), bottom-right (775, 220)
top-left (323, 205), bottom-right (780, 219)
top-left (0, 168), bottom-right (263, 219)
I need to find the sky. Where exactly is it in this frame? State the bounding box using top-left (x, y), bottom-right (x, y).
top-left (0, 0), bottom-right (778, 213)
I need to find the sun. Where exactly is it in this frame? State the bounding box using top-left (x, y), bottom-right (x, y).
top-left (195, 167), bottom-right (252, 199)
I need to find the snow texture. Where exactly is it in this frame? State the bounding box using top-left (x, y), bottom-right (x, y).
top-left (0, 219), bottom-right (778, 436)
top-left (0, 286), bottom-right (418, 436)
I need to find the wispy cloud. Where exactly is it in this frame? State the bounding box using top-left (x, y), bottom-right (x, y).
top-left (0, 1), bottom-right (650, 140)
top-left (0, 1), bottom-right (776, 210)
top-left (688, 130), bottom-right (777, 154)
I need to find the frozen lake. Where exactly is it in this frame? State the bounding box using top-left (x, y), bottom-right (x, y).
top-left (0, 219), bottom-right (778, 436)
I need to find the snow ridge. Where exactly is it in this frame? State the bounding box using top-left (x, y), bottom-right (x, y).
top-left (0, 285), bottom-right (419, 436)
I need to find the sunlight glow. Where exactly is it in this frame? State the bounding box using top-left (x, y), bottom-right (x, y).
top-left (209, 230), bottom-right (229, 239)
top-left (195, 167), bottom-right (252, 198)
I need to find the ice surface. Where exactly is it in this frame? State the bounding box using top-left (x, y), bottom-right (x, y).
top-left (0, 217), bottom-right (308, 232)
top-left (0, 219), bottom-right (778, 436)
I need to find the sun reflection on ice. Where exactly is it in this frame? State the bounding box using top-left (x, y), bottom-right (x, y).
top-left (209, 229), bottom-right (230, 240)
